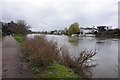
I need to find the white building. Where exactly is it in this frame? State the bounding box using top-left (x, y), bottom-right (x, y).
top-left (80, 27), bottom-right (97, 34)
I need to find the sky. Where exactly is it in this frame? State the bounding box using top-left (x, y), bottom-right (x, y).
top-left (0, 0), bottom-right (119, 31)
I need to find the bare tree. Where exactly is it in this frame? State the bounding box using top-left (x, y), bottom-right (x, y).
top-left (17, 20), bottom-right (30, 35)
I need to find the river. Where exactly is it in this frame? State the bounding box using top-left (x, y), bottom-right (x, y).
top-left (28, 34), bottom-right (118, 78)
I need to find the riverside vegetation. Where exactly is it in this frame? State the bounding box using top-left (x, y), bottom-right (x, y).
top-left (95, 29), bottom-right (120, 38)
top-left (15, 34), bottom-right (81, 78)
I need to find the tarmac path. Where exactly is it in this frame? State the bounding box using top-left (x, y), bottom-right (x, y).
top-left (2, 36), bottom-right (34, 78)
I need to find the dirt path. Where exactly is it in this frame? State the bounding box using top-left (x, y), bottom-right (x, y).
top-left (2, 36), bottom-right (34, 78)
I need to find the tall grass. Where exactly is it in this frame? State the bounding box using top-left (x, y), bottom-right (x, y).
top-left (24, 35), bottom-right (97, 78)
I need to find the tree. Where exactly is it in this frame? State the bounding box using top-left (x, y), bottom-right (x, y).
top-left (68, 22), bottom-right (80, 36)
top-left (2, 20), bottom-right (31, 36)
top-left (16, 20), bottom-right (30, 35)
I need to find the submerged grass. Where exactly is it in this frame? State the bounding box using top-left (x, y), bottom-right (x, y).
top-left (68, 37), bottom-right (79, 42)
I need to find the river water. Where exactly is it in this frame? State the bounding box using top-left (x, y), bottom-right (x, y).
top-left (28, 34), bottom-right (118, 78)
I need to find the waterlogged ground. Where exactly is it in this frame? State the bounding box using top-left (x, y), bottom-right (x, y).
top-left (28, 34), bottom-right (118, 78)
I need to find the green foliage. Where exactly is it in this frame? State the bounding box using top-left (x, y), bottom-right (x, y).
top-left (68, 37), bottom-right (79, 46)
top-left (68, 22), bottom-right (80, 36)
top-left (33, 62), bottom-right (83, 79)
top-left (2, 20), bottom-right (30, 36)
top-left (32, 66), bottom-right (41, 74)
top-left (68, 37), bottom-right (79, 42)
top-left (14, 34), bottom-right (24, 47)
top-left (47, 63), bottom-right (82, 78)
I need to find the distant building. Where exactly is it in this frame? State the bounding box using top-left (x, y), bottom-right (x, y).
top-left (80, 27), bottom-right (84, 34)
top-left (80, 27), bottom-right (97, 34)
top-left (84, 27), bottom-right (93, 33)
top-left (97, 26), bottom-right (112, 32)
top-left (52, 30), bottom-right (63, 35)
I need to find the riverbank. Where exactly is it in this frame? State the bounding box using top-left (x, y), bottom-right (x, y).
top-left (14, 34), bottom-right (84, 79)
top-left (15, 34), bottom-right (99, 79)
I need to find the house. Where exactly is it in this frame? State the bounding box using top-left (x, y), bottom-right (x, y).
top-left (84, 27), bottom-right (93, 34)
top-left (80, 27), bottom-right (84, 34)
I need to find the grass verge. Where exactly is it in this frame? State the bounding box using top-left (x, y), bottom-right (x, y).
top-left (14, 34), bottom-right (24, 48)
top-left (46, 63), bottom-right (81, 78)
top-left (35, 62), bottom-right (82, 79)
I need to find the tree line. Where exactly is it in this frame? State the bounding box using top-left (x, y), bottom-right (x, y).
top-left (2, 20), bottom-right (81, 36)
top-left (2, 20), bottom-right (31, 36)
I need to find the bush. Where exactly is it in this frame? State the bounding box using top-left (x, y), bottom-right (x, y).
top-left (24, 35), bottom-right (59, 68)
top-left (58, 48), bottom-right (97, 78)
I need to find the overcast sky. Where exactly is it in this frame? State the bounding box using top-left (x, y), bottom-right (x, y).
top-left (1, 0), bottom-right (119, 31)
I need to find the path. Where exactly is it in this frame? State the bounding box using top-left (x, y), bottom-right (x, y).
top-left (2, 36), bottom-right (34, 78)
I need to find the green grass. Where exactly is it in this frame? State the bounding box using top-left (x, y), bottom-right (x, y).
top-left (47, 63), bottom-right (81, 78)
top-left (35, 63), bottom-right (83, 79)
top-left (14, 34), bottom-right (24, 47)
top-left (32, 66), bottom-right (41, 74)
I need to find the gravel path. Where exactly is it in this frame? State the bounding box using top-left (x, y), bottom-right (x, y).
top-left (2, 36), bottom-right (34, 78)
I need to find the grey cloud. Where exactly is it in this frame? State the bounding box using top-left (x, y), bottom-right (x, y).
top-left (1, 0), bottom-right (119, 31)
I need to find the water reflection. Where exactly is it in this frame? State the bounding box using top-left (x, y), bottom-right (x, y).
top-left (68, 37), bottom-right (79, 46)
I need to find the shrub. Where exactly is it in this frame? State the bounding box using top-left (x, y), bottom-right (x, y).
top-left (57, 48), bottom-right (97, 78)
top-left (24, 35), bottom-right (59, 68)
